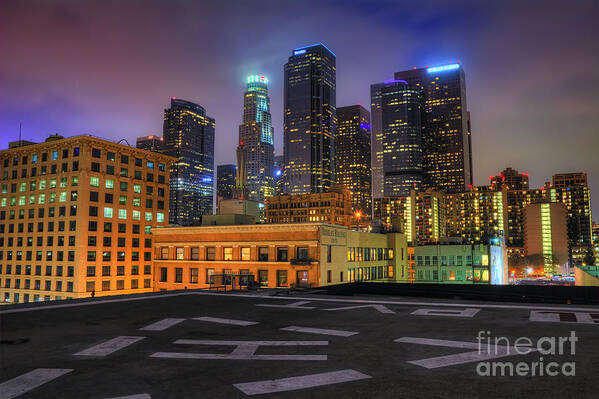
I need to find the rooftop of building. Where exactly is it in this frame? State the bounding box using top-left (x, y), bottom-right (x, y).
top-left (2, 289), bottom-right (597, 398)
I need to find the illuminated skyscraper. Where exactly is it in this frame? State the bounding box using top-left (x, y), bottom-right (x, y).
top-left (335, 105), bottom-right (371, 219)
top-left (490, 167), bottom-right (529, 190)
top-left (273, 155), bottom-right (284, 196)
top-left (163, 98), bottom-right (215, 225)
top-left (392, 63), bottom-right (472, 193)
top-left (217, 164), bottom-right (236, 200)
top-left (371, 80), bottom-right (425, 197)
top-left (236, 75), bottom-right (274, 203)
top-left (283, 43), bottom-right (336, 194)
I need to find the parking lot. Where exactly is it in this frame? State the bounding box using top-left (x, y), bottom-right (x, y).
top-left (1, 290), bottom-right (599, 398)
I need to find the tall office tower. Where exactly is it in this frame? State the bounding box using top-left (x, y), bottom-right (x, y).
top-left (336, 105), bottom-right (372, 219)
top-left (216, 164), bottom-right (236, 200)
top-left (376, 80), bottom-right (425, 197)
top-left (273, 155), bottom-right (284, 196)
top-left (135, 135), bottom-right (165, 153)
top-left (393, 63), bottom-right (471, 193)
top-left (283, 43), bottom-right (336, 194)
top-left (490, 167), bottom-right (529, 191)
top-left (162, 98), bottom-right (215, 225)
top-left (370, 83), bottom-right (385, 199)
top-left (0, 134), bottom-right (175, 304)
top-left (236, 75), bottom-right (275, 203)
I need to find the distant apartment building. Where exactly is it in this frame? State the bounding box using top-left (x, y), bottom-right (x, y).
top-left (552, 172), bottom-right (587, 188)
top-left (0, 135), bottom-right (176, 304)
top-left (265, 184), bottom-right (352, 228)
top-left (152, 223), bottom-right (408, 290)
top-left (490, 167), bottom-right (529, 190)
top-left (524, 202), bottom-right (569, 275)
top-left (445, 186), bottom-right (508, 244)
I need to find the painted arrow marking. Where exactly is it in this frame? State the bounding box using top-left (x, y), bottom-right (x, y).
top-left (323, 304), bottom-right (395, 314)
top-left (256, 301), bottom-right (315, 309)
top-left (0, 368), bottom-right (73, 399)
top-left (395, 337), bottom-right (537, 369)
top-left (411, 308), bottom-right (480, 318)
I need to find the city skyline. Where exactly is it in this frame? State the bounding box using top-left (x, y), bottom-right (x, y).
top-left (1, 0), bottom-right (598, 212)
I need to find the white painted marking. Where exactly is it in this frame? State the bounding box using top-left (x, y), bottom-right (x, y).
top-left (323, 304), bottom-right (395, 314)
top-left (256, 300), bottom-right (315, 309)
top-left (106, 395), bottom-right (151, 399)
top-left (74, 336), bottom-right (145, 356)
top-left (193, 316), bottom-right (258, 326)
top-left (411, 308), bottom-right (480, 318)
top-left (530, 310), bottom-right (597, 324)
top-left (281, 326), bottom-right (358, 337)
top-left (150, 340), bottom-right (328, 361)
top-left (0, 368), bottom-right (73, 399)
top-left (233, 369), bottom-right (371, 395)
top-left (395, 337), bottom-right (537, 369)
top-left (5, 290), bottom-right (599, 315)
top-left (139, 318), bottom-right (185, 331)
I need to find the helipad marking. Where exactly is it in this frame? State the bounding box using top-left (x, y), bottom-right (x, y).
top-left (256, 300), bottom-right (315, 309)
top-left (411, 308), bottom-right (480, 318)
top-left (74, 336), bottom-right (145, 356)
top-left (150, 340), bottom-right (328, 361)
top-left (281, 326), bottom-right (358, 337)
top-left (139, 318), bottom-right (185, 331)
top-left (395, 337), bottom-right (536, 369)
top-left (323, 304), bottom-right (394, 314)
top-left (530, 310), bottom-right (598, 324)
top-left (193, 316), bottom-right (258, 326)
top-left (233, 369), bottom-right (371, 395)
top-left (0, 368), bottom-right (73, 399)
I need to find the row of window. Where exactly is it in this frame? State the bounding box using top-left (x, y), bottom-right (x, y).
top-left (88, 206), bottom-right (165, 222)
top-left (2, 176), bottom-right (78, 194)
top-left (0, 235), bottom-right (76, 249)
top-left (347, 247), bottom-right (395, 262)
top-left (0, 250), bottom-right (75, 261)
top-left (157, 267), bottom-right (290, 287)
top-left (2, 162), bottom-right (80, 180)
top-left (89, 177), bottom-right (165, 196)
top-left (415, 269), bottom-right (490, 282)
top-left (0, 264), bottom-right (74, 276)
top-left (88, 221), bottom-right (153, 235)
top-left (1, 191), bottom-right (78, 207)
top-left (88, 236), bottom-right (151, 248)
top-left (90, 162), bottom-right (165, 183)
top-left (87, 251), bottom-right (152, 262)
top-left (89, 192), bottom-right (164, 209)
top-left (3, 148), bottom-right (80, 168)
top-left (2, 277), bottom-right (73, 292)
top-left (348, 266), bottom-right (394, 281)
top-left (90, 149), bottom-right (166, 172)
top-left (3, 292), bottom-right (70, 304)
top-left (159, 246), bottom-right (309, 262)
top-left (414, 254), bottom-right (487, 266)
top-left (85, 264), bottom-right (152, 277)
top-left (85, 278), bottom-right (152, 292)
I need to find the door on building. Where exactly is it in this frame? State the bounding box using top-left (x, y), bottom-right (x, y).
top-left (296, 271), bottom-right (309, 288)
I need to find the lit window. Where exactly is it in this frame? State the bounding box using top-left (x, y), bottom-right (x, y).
top-left (145, 212), bottom-right (152, 221)
top-left (104, 207), bottom-right (113, 218)
top-left (132, 210), bottom-right (141, 221)
top-left (118, 209), bottom-right (127, 219)
top-left (90, 177), bottom-right (100, 187)
top-left (105, 179), bottom-right (114, 189)
top-left (157, 213), bottom-right (164, 223)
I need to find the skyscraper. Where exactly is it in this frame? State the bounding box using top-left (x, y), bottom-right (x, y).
top-left (392, 63), bottom-right (472, 193)
top-left (236, 75), bottom-right (275, 203)
top-left (217, 164), bottom-right (236, 200)
top-left (283, 43), bottom-right (336, 194)
top-left (336, 105), bottom-right (372, 219)
top-left (490, 167), bottom-right (529, 191)
top-left (162, 98), bottom-right (215, 225)
top-left (273, 155), bottom-right (284, 196)
top-left (372, 80), bottom-right (425, 197)
top-left (370, 83), bottom-right (385, 199)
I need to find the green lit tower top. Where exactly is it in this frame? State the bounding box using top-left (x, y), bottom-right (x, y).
top-left (236, 74), bottom-right (275, 203)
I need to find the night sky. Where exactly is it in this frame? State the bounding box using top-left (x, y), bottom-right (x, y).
top-left (1, 0), bottom-right (597, 214)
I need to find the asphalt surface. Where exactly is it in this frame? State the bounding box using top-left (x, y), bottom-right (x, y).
top-left (1, 290), bottom-right (599, 399)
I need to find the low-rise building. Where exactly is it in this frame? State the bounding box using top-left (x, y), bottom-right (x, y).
top-left (152, 223), bottom-right (408, 290)
top-left (412, 240), bottom-right (508, 284)
top-left (265, 184), bottom-right (352, 228)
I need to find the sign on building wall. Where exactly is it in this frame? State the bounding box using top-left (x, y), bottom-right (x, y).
top-left (320, 227), bottom-right (347, 246)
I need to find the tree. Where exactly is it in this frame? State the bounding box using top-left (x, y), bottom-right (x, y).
top-left (583, 247), bottom-right (596, 266)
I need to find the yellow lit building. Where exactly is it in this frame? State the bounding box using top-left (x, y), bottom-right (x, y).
top-left (0, 135), bottom-right (176, 304)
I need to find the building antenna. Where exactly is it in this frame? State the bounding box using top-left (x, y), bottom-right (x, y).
top-left (18, 123), bottom-right (22, 146)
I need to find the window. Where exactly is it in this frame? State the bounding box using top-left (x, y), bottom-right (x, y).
top-left (92, 148), bottom-right (101, 158)
top-left (241, 247), bottom-right (250, 261)
top-left (191, 247), bottom-right (199, 260)
top-left (276, 270), bottom-right (287, 287)
top-left (86, 281), bottom-right (95, 292)
top-left (161, 247), bottom-right (168, 260)
top-left (102, 280), bottom-right (110, 291)
top-left (175, 268), bottom-right (183, 283)
top-left (223, 247), bottom-right (233, 261)
top-left (327, 245), bottom-right (332, 263)
top-left (258, 270), bottom-right (268, 287)
top-left (160, 267), bottom-right (167, 282)
top-left (258, 247), bottom-right (268, 261)
top-left (327, 270), bottom-right (332, 283)
top-left (104, 207), bottom-right (113, 218)
top-left (206, 268), bottom-right (214, 284)
top-left (105, 179), bottom-right (114, 189)
top-left (190, 268), bottom-right (198, 283)
top-left (90, 177), bottom-right (99, 187)
top-left (176, 247), bottom-right (184, 260)
top-left (277, 247), bottom-right (288, 262)
top-left (206, 247), bottom-right (216, 261)
top-left (297, 247), bottom-right (309, 260)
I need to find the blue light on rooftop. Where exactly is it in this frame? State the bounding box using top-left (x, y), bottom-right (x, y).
top-left (426, 63), bottom-right (460, 73)
top-left (293, 43), bottom-right (336, 57)
top-left (383, 79), bottom-right (408, 85)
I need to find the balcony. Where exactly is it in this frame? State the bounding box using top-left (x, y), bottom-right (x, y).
top-left (290, 258), bottom-right (314, 266)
